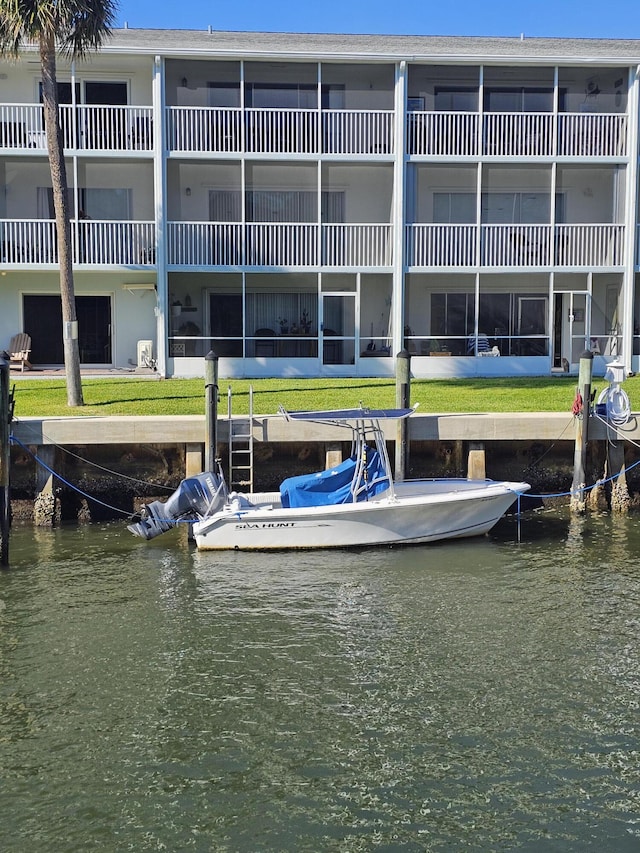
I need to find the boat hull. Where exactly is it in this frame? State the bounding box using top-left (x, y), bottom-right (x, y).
top-left (192, 479), bottom-right (529, 551)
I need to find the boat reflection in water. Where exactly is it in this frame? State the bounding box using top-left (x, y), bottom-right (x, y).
top-left (128, 406), bottom-right (530, 550)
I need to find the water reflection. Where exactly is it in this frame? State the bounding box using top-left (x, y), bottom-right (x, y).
top-left (0, 514), bottom-right (639, 850)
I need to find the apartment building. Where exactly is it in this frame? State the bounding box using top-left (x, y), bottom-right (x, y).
top-left (1, 29), bottom-right (639, 378)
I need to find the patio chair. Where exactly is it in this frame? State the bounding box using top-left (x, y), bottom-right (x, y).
top-left (8, 333), bottom-right (32, 371)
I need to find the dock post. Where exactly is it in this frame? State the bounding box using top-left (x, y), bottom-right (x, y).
top-left (204, 351), bottom-right (219, 473)
top-left (570, 350), bottom-right (594, 514)
top-left (33, 446), bottom-right (59, 526)
top-left (395, 349), bottom-right (411, 482)
top-left (0, 357), bottom-right (9, 566)
top-left (467, 442), bottom-right (486, 480)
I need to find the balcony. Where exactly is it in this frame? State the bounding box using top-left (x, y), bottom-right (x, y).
top-left (0, 219), bottom-right (156, 265)
top-left (0, 104), bottom-right (154, 152)
top-left (166, 222), bottom-right (392, 267)
top-left (165, 107), bottom-right (394, 155)
top-left (407, 112), bottom-right (627, 158)
top-left (406, 223), bottom-right (624, 268)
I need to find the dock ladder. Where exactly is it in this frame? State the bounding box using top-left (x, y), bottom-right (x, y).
top-left (227, 384), bottom-right (254, 492)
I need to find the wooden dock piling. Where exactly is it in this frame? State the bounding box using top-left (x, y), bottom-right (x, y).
top-left (570, 350), bottom-right (594, 514)
top-left (0, 358), bottom-right (10, 565)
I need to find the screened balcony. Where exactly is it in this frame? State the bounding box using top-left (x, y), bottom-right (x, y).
top-left (0, 104), bottom-right (154, 152)
top-left (165, 222), bottom-right (393, 267)
top-left (165, 107), bottom-right (394, 156)
top-left (406, 112), bottom-right (627, 158)
top-left (0, 219), bottom-right (156, 265)
top-left (405, 223), bottom-right (625, 268)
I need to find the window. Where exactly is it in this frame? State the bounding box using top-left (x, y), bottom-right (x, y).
top-left (434, 87), bottom-right (478, 112)
top-left (484, 87), bottom-right (553, 113)
top-left (433, 193), bottom-right (476, 223)
top-left (80, 188), bottom-right (132, 221)
top-left (481, 192), bottom-right (564, 224)
top-left (246, 83), bottom-right (317, 109)
top-left (207, 82), bottom-right (241, 108)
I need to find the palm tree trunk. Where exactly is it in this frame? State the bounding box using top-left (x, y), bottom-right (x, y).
top-left (40, 35), bottom-right (84, 407)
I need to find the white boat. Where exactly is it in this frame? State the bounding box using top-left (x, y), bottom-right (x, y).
top-left (128, 406), bottom-right (530, 550)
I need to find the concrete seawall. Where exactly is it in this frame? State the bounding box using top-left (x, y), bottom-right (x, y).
top-left (9, 411), bottom-right (640, 521)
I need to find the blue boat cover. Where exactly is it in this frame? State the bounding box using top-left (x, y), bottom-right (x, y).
top-left (280, 447), bottom-right (389, 508)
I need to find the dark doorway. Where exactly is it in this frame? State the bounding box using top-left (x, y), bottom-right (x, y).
top-left (23, 295), bottom-right (112, 365)
top-left (209, 293), bottom-right (243, 356)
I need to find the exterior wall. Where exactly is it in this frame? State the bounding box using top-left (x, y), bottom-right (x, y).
top-left (0, 32), bottom-right (639, 379)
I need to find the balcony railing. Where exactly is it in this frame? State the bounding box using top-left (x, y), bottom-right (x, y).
top-left (407, 111), bottom-right (627, 158)
top-left (483, 113), bottom-right (555, 157)
top-left (0, 218), bottom-right (623, 269)
top-left (322, 224), bottom-right (392, 266)
top-left (406, 112), bottom-right (478, 156)
top-left (0, 219), bottom-right (156, 265)
top-left (405, 224), bottom-right (476, 266)
top-left (1, 103), bottom-right (628, 159)
top-left (166, 107), bottom-right (394, 155)
top-left (406, 223), bottom-right (625, 267)
top-left (322, 110), bottom-right (394, 155)
top-left (167, 222), bottom-right (242, 265)
top-left (168, 107), bottom-right (241, 153)
top-left (0, 104), bottom-right (154, 152)
top-left (166, 222), bottom-right (393, 267)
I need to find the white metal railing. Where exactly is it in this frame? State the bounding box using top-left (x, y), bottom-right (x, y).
top-left (0, 218), bottom-right (155, 264)
top-left (167, 107), bottom-right (241, 152)
top-left (482, 224), bottom-right (552, 266)
top-left (245, 109), bottom-right (319, 154)
top-left (406, 112), bottom-right (478, 156)
top-left (555, 224), bottom-right (624, 266)
top-left (322, 110), bottom-right (394, 154)
top-left (0, 218), bottom-right (622, 269)
top-left (65, 105), bottom-right (154, 151)
top-left (167, 222), bottom-right (242, 265)
top-left (405, 224), bottom-right (477, 266)
top-left (557, 113), bottom-right (627, 157)
top-left (405, 110), bottom-right (626, 158)
top-left (322, 224), bottom-right (392, 266)
top-left (74, 220), bottom-right (156, 264)
top-left (0, 104), bottom-right (46, 148)
top-left (483, 113), bottom-right (554, 156)
top-left (165, 222), bottom-right (392, 267)
top-left (0, 219), bottom-right (58, 263)
top-left (0, 104), bottom-right (154, 151)
top-left (403, 223), bottom-right (624, 268)
top-left (246, 224), bottom-right (318, 266)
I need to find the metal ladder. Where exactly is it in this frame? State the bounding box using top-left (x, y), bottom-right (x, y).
top-left (227, 384), bottom-right (254, 492)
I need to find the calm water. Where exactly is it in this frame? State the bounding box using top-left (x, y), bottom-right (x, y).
top-left (1, 512), bottom-right (640, 852)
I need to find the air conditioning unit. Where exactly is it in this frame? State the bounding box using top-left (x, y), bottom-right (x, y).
top-left (137, 340), bottom-right (153, 368)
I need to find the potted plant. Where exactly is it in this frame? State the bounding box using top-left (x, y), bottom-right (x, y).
top-left (300, 310), bottom-right (312, 334)
top-left (278, 317), bottom-right (289, 334)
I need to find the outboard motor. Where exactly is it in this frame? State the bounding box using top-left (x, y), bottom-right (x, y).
top-left (128, 470), bottom-right (226, 540)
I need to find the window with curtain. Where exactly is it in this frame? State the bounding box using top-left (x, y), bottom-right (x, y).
top-left (80, 188), bottom-right (132, 220)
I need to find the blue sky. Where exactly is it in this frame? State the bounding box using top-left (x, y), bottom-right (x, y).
top-left (114, 0), bottom-right (639, 41)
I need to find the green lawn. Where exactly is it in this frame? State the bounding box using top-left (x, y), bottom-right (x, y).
top-left (10, 373), bottom-right (639, 417)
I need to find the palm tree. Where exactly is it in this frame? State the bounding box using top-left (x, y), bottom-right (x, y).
top-left (0, 0), bottom-right (117, 406)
